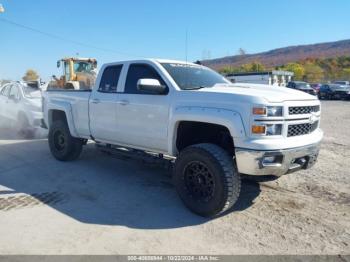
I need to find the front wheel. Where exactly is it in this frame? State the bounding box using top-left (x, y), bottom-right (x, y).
top-left (48, 120), bottom-right (83, 161)
top-left (174, 143), bottom-right (241, 217)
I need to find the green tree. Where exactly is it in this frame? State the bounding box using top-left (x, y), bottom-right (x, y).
top-left (239, 62), bottom-right (265, 72)
top-left (280, 63), bottom-right (305, 80)
top-left (303, 63), bottom-right (324, 82)
top-left (22, 69), bottom-right (39, 81)
top-left (219, 66), bottom-right (239, 74)
top-left (250, 62), bottom-right (265, 72)
top-left (339, 68), bottom-right (350, 81)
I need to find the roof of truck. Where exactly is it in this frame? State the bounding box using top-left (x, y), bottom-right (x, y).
top-left (115, 58), bottom-right (196, 64)
top-left (101, 58), bottom-right (198, 68)
top-left (153, 58), bottom-right (197, 65)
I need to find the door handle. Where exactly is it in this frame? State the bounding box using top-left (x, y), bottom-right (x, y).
top-left (91, 99), bottom-right (100, 104)
top-left (118, 100), bottom-right (129, 106)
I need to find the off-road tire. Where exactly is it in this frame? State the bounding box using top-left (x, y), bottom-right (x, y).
top-left (174, 143), bottom-right (241, 217)
top-left (48, 120), bottom-right (83, 161)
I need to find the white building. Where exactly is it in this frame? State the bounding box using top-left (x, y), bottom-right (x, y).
top-left (225, 70), bottom-right (294, 87)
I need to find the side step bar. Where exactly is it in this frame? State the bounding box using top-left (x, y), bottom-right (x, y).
top-left (95, 143), bottom-right (174, 171)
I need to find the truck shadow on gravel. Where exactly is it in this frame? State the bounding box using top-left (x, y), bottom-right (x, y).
top-left (0, 139), bottom-right (261, 229)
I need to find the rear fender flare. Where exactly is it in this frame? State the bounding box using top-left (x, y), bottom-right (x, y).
top-left (47, 100), bottom-right (78, 137)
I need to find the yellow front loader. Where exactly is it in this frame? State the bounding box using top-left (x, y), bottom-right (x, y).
top-left (49, 57), bottom-right (97, 90)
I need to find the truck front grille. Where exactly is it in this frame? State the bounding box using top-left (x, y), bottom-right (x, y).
top-left (289, 105), bottom-right (320, 115)
top-left (287, 121), bottom-right (319, 137)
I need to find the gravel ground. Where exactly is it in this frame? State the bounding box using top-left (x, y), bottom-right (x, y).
top-left (0, 100), bottom-right (349, 254)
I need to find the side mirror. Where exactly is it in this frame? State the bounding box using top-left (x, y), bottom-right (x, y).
top-left (137, 79), bottom-right (167, 94)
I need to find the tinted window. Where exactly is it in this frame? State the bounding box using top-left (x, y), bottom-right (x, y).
top-left (125, 64), bottom-right (167, 94)
top-left (99, 65), bottom-right (123, 93)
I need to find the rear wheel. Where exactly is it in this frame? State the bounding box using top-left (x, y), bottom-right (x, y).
top-left (48, 120), bottom-right (83, 161)
top-left (174, 143), bottom-right (241, 217)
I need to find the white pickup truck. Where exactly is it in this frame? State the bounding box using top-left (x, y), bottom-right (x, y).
top-left (43, 59), bottom-right (323, 217)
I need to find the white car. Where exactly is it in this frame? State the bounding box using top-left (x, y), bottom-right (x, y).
top-left (43, 59), bottom-right (323, 217)
top-left (0, 82), bottom-right (43, 136)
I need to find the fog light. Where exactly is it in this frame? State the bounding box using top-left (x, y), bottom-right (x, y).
top-left (266, 124), bottom-right (282, 135)
top-left (263, 156), bottom-right (276, 164)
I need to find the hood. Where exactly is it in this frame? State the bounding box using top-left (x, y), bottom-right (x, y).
top-left (197, 83), bottom-right (317, 103)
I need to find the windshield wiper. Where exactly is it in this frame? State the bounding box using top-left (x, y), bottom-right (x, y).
top-left (183, 86), bottom-right (209, 90)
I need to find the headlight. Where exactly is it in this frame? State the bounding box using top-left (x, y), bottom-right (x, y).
top-left (252, 124), bottom-right (282, 136)
top-left (267, 106), bottom-right (283, 117)
top-left (253, 106), bottom-right (283, 117)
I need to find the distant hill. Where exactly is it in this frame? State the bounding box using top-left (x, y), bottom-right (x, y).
top-left (201, 39), bottom-right (350, 69)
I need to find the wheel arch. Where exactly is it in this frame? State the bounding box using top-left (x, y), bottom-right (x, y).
top-left (169, 107), bottom-right (246, 156)
top-left (47, 104), bottom-right (78, 137)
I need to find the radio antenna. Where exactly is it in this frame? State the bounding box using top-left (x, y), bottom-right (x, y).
top-left (185, 28), bottom-right (189, 89)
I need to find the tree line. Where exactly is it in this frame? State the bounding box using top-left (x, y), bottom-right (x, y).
top-left (4, 56), bottom-right (350, 84)
top-left (218, 56), bottom-right (350, 83)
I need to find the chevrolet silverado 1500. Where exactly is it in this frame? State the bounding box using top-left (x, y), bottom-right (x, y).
top-left (43, 59), bottom-right (323, 217)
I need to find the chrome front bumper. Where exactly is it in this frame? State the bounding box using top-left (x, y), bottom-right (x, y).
top-left (235, 143), bottom-right (320, 177)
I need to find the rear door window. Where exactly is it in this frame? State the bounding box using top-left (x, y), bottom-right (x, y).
top-left (98, 65), bottom-right (123, 93)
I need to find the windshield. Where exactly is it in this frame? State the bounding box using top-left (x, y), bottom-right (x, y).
top-left (330, 84), bottom-right (349, 91)
top-left (334, 81), bottom-right (348, 85)
top-left (23, 86), bottom-right (41, 98)
top-left (161, 63), bottom-right (229, 90)
top-left (295, 82), bottom-right (311, 89)
top-left (74, 61), bottom-right (94, 73)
